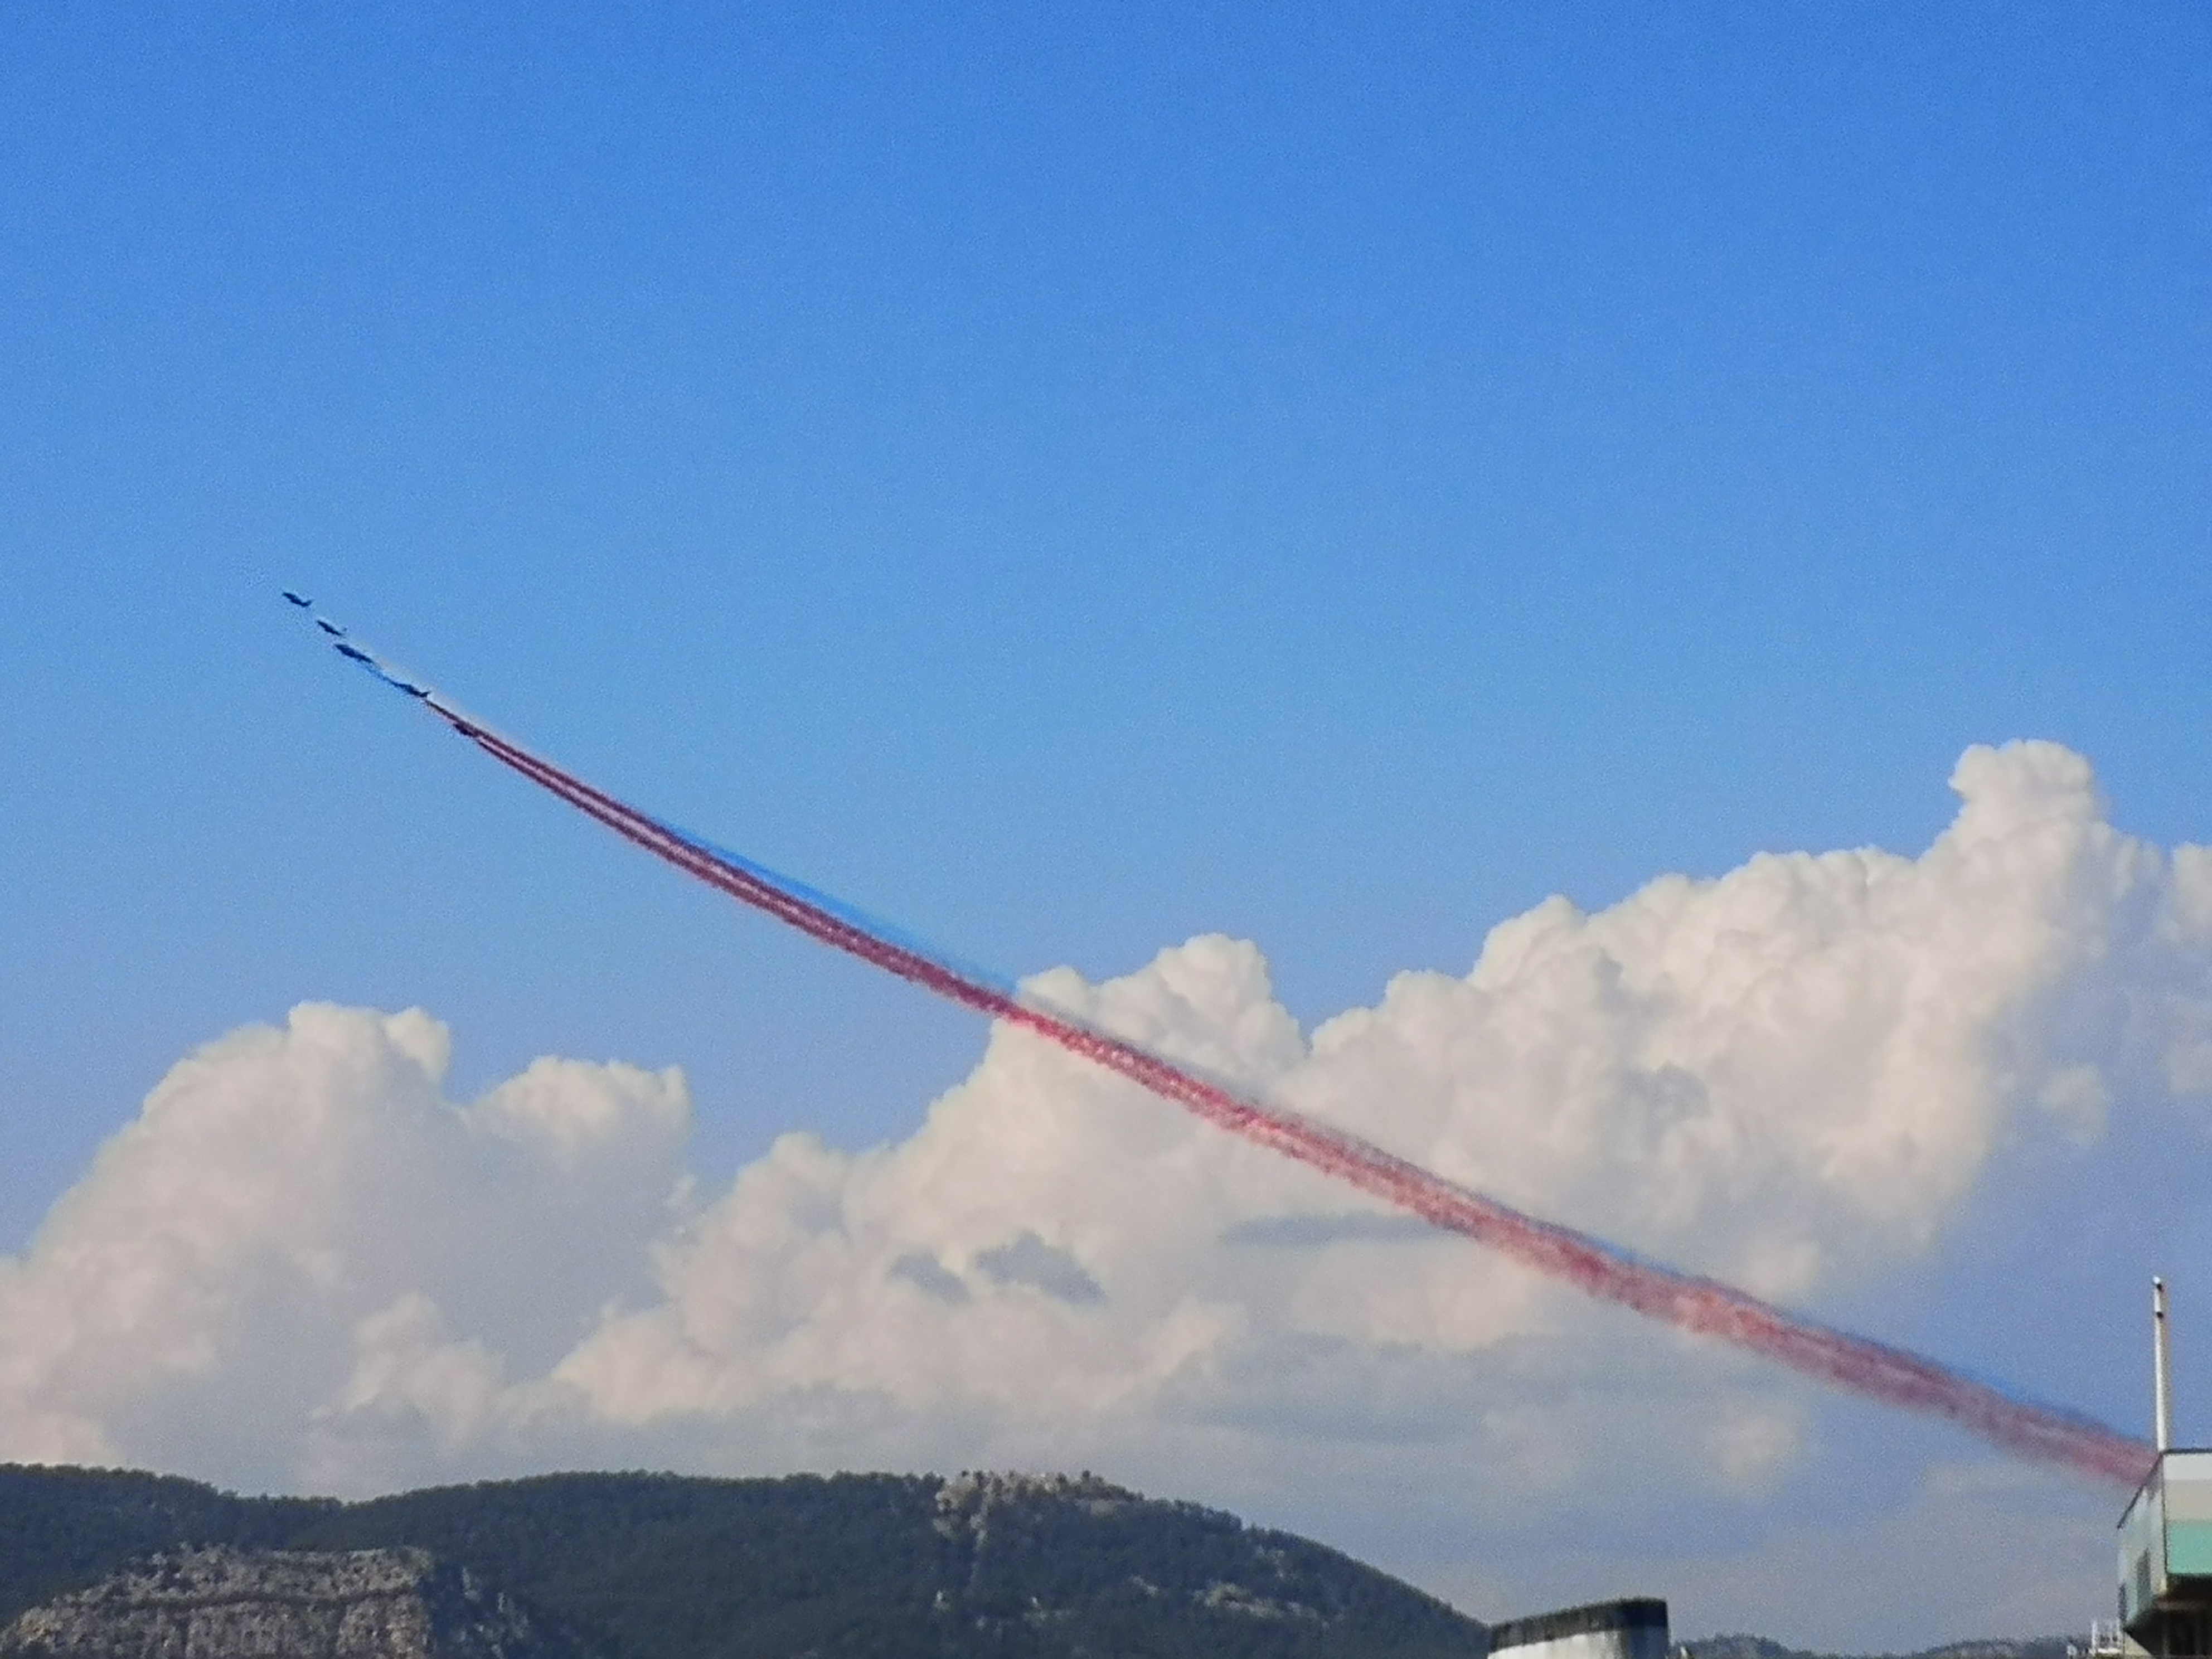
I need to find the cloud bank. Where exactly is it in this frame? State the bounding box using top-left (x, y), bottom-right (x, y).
top-left (3, 742), bottom-right (2208, 1645)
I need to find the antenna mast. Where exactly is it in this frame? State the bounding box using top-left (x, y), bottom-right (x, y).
top-left (2155, 1277), bottom-right (2174, 1454)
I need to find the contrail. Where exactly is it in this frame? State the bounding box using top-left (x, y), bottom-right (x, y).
top-left (296, 608), bottom-right (2155, 1490)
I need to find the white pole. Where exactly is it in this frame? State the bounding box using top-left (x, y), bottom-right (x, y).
top-left (2155, 1277), bottom-right (2173, 1454)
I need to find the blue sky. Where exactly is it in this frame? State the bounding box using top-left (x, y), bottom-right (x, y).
top-left (2, 3), bottom-right (2207, 1638)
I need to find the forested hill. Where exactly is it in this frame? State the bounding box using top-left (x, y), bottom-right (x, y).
top-left (0, 1465), bottom-right (1487, 1659)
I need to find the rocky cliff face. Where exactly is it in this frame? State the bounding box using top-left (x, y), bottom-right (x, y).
top-left (0, 1547), bottom-right (594, 1659)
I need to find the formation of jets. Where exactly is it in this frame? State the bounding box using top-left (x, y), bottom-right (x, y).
top-left (285, 592), bottom-right (430, 699)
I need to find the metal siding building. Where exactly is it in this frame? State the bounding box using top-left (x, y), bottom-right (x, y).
top-left (2121, 1451), bottom-right (2212, 1655)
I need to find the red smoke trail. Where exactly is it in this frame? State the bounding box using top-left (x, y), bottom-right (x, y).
top-left (419, 697), bottom-right (2150, 1490)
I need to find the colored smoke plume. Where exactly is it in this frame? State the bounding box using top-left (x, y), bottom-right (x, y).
top-left (302, 618), bottom-right (2166, 1489)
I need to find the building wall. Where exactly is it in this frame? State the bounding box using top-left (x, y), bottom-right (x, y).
top-left (2167, 1454), bottom-right (2212, 1578)
top-left (1491, 1598), bottom-right (1670, 1659)
top-left (2121, 1452), bottom-right (2212, 1653)
top-left (1496, 1627), bottom-right (1668, 1659)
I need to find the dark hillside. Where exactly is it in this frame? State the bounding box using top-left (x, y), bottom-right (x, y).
top-left (0, 1466), bottom-right (2092, 1659)
top-left (292, 1471), bottom-right (955, 1659)
top-left (294, 1469), bottom-right (1488, 1659)
top-left (0, 1465), bottom-right (1484, 1659)
top-left (0, 1466), bottom-right (336, 1624)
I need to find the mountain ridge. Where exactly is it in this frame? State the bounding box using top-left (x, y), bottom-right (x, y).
top-left (1679, 1636), bottom-right (2079, 1659)
top-left (0, 1464), bottom-right (1482, 1658)
top-left (0, 1466), bottom-right (2081, 1659)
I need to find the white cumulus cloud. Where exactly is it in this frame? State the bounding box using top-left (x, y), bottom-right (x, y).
top-left (2, 741), bottom-right (2206, 1646)
top-left (0, 1004), bottom-right (688, 1491)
